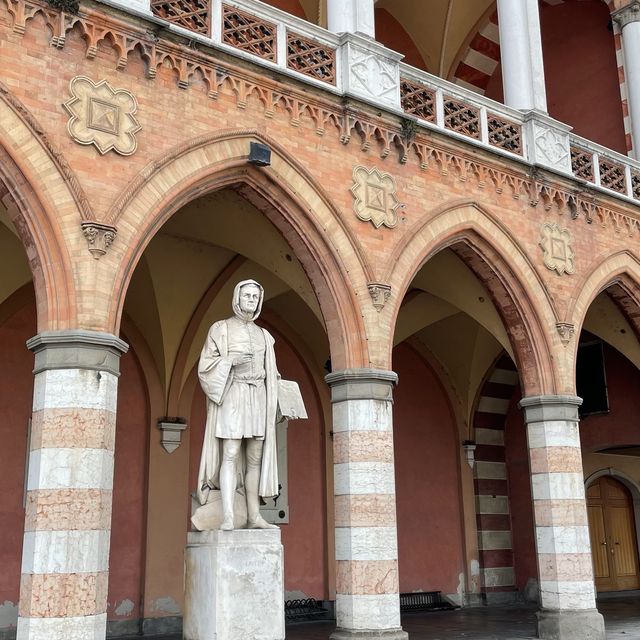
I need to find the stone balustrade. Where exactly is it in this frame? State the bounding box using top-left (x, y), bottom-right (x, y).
top-left (98, 0), bottom-right (640, 209)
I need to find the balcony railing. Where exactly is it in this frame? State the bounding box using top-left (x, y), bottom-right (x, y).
top-left (104, 0), bottom-right (640, 208)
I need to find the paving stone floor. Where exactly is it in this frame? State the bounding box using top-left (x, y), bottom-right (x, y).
top-left (138, 593), bottom-right (640, 640)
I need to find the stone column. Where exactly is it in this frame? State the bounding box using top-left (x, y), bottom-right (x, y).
top-left (325, 369), bottom-right (407, 640)
top-left (496, 0), bottom-right (547, 112)
top-left (17, 331), bottom-right (128, 640)
top-left (327, 0), bottom-right (375, 38)
top-left (614, 2), bottom-right (640, 158)
top-left (519, 396), bottom-right (605, 640)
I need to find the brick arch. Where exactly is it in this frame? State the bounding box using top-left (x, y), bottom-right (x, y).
top-left (385, 200), bottom-right (558, 396)
top-left (104, 129), bottom-right (369, 370)
top-left (450, 1), bottom-right (628, 150)
top-left (0, 87), bottom-right (77, 332)
top-left (567, 250), bottom-right (640, 353)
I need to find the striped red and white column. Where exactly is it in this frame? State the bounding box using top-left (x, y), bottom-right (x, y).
top-left (519, 395), bottom-right (605, 640)
top-left (326, 369), bottom-right (407, 640)
top-left (17, 331), bottom-right (127, 640)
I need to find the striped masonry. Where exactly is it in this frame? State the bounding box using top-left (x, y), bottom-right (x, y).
top-left (473, 355), bottom-right (519, 595)
top-left (327, 370), bottom-right (405, 636)
top-left (520, 396), bottom-right (598, 612)
top-left (17, 365), bottom-right (120, 640)
top-left (453, 1), bottom-right (632, 154)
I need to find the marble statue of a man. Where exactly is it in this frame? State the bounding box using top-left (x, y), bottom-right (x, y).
top-left (196, 280), bottom-right (280, 531)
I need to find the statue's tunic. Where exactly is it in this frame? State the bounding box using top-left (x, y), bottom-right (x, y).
top-left (196, 317), bottom-right (279, 505)
top-left (218, 317), bottom-right (267, 439)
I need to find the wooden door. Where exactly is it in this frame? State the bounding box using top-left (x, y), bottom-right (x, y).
top-left (587, 476), bottom-right (640, 592)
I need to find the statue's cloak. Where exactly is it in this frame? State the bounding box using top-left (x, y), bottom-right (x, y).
top-left (196, 316), bottom-right (279, 505)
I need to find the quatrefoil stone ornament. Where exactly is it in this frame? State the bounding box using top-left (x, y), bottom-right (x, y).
top-left (64, 76), bottom-right (141, 156)
top-left (351, 165), bottom-right (400, 229)
top-left (540, 223), bottom-right (575, 275)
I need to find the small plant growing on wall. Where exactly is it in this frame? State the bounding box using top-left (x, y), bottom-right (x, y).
top-left (46, 0), bottom-right (79, 13)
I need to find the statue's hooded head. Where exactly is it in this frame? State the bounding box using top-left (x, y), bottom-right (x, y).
top-left (232, 279), bottom-right (264, 322)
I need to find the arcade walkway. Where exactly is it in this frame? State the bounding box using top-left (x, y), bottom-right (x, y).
top-left (139, 592), bottom-right (640, 639)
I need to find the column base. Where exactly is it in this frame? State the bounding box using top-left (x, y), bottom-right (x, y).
top-left (330, 630), bottom-right (409, 640)
top-left (537, 609), bottom-right (605, 640)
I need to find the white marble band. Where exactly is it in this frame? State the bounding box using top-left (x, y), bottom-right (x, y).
top-left (481, 566), bottom-right (515, 588)
top-left (476, 495), bottom-right (510, 514)
top-left (531, 472), bottom-right (586, 500)
top-left (33, 369), bottom-right (118, 412)
top-left (27, 448), bottom-right (114, 491)
top-left (478, 530), bottom-right (512, 550)
top-left (475, 461), bottom-right (507, 480)
top-left (528, 422), bottom-right (580, 449)
top-left (332, 399), bottom-right (393, 433)
top-left (539, 580), bottom-right (597, 610)
top-left (334, 462), bottom-right (396, 495)
top-left (536, 525), bottom-right (592, 554)
top-left (335, 593), bottom-right (402, 630)
top-left (475, 428), bottom-right (505, 446)
top-left (16, 612), bottom-right (107, 640)
top-left (335, 526), bottom-right (398, 561)
top-left (21, 530), bottom-right (110, 574)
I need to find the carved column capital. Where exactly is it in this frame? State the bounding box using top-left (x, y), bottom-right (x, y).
top-left (613, 1), bottom-right (640, 29)
top-left (81, 221), bottom-right (117, 259)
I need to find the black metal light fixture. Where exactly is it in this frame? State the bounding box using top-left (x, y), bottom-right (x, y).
top-left (248, 141), bottom-right (271, 166)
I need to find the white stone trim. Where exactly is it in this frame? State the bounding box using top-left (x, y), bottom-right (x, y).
top-left (332, 399), bottom-right (393, 433)
top-left (536, 525), bottom-right (591, 554)
top-left (477, 396), bottom-right (510, 414)
top-left (335, 526), bottom-right (398, 561)
top-left (32, 369), bottom-right (118, 412)
top-left (489, 368), bottom-right (519, 385)
top-left (21, 530), bottom-right (110, 574)
top-left (27, 448), bottom-right (114, 491)
top-left (481, 566), bottom-right (515, 587)
top-left (334, 462), bottom-right (396, 495)
top-left (527, 422), bottom-right (580, 448)
top-left (476, 495), bottom-right (510, 514)
top-left (475, 428), bottom-right (505, 446)
top-left (17, 613), bottom-right (107, 640)
top-left (475, 461), bottom-right (507, 480)
top-left (531, 472), bottom-right (585, 500)
top-left (335, 593), bottom-right (401, 630)
top-left (539, 580), bottom-right (596, 610)
top-left (478, 530), bottom-right (512, 550)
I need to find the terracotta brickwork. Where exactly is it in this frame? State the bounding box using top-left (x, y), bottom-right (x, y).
top-left (2, 2), bottom-right (640, 636)
top-left (0, 0), bottom-right (639, 393)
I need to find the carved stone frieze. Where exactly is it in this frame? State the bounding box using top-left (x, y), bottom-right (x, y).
top-left (368, 282), bottom-right (391, 312)
top-left (351, 166), bottom-right (400, 229)
top-left (540, 223), bottom-right (575, 275)
top-left (81, 221), bottom-right (117, 259)
top-left (64, 76), bottom-right (141, 156)
top-left (556, 323), bottom-right (575, 345)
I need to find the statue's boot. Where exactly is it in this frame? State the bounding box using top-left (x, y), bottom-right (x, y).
top-left (220, 513), bottom-right (234, 531)
top-left (247, 514), bottom-right (278, 529)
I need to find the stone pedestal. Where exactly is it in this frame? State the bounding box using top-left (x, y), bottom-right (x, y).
top-left (184, 529), bottom-right (284, 640)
